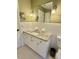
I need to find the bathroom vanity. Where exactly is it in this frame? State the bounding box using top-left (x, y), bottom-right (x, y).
top-left (23, 30), bottom-right (52, 59)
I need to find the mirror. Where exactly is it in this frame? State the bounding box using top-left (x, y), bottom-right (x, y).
top-left (37, 2), bottom-right (53, 23)
top-left (18, 0), bottom-right (61, 23)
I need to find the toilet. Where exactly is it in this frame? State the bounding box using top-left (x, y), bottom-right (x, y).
top-left (55, 35), bottom-right (61, 59)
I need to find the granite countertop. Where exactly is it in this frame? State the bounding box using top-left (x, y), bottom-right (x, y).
top-left (23, 30), bottom-right (52, 41)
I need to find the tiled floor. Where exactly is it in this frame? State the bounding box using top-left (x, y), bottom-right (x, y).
top-left (17, 45), bottom-right (54, 59)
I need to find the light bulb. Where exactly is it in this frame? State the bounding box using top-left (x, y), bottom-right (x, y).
top-left (52, 9), bottom-right (55, 14)
top-left (30, 13), bottom-right (33, 16)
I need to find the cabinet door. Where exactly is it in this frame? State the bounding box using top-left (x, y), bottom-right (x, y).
top-left (37, 39), bottom-right (49, 58)
top-left (38, 41), bottom-right (48, 57)
top-left (23, 33), bottom-right (38, 51)
top-left (30, 36), bottom-right (38, 51)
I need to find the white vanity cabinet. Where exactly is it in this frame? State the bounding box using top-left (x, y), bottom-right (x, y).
top-left (23, 32), bottom-right (51, 59)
